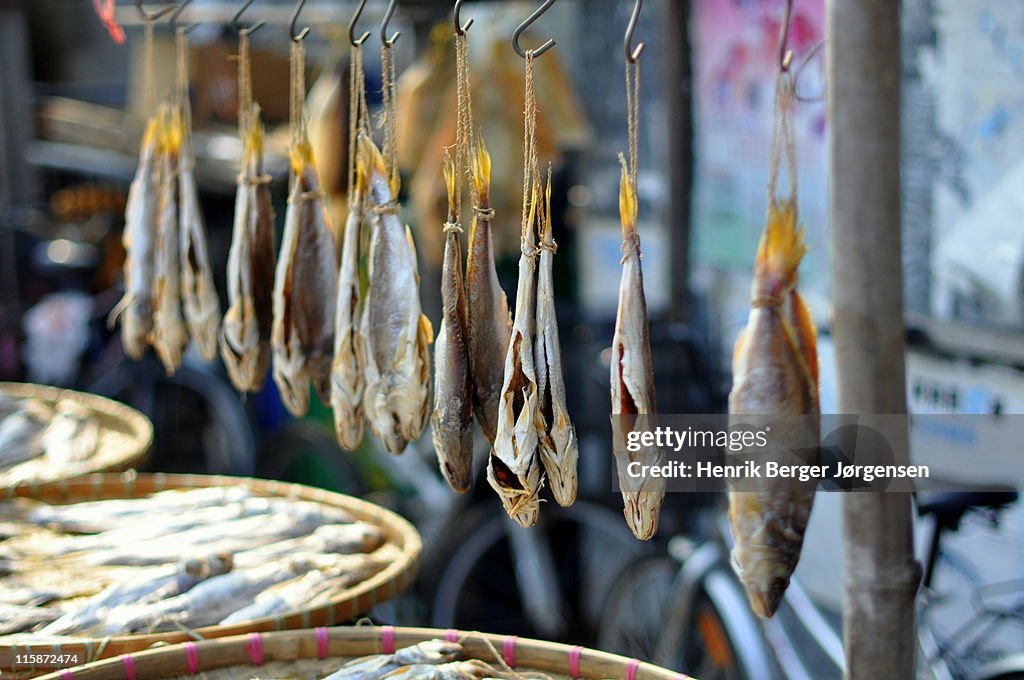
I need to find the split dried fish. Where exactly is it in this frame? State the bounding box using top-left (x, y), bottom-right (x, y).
top-left (151, 109), bottom-right (189, 374)
top-left (533, 173), bottom-right (577, 508)
top-left (115, 117), bottom-right (161, 360)
top-left (728, 198), bottom-right (819, 618)
top-left (178, 109), bottom-right (221, 362)
top-left (431, 151), bottom-right (473, 493)
top-left (273, 139), bottom-right (339, 416)
top-left (487, 179), bottom-right (543, 528)
top-left (331, 171), bottom-right (367, 451)
top-left (466, 138), bottom-right (511, 446)
top-left (359, 133), bottom-right (433, 454)
top-left (221, 106), bottom-right (276, 392)
top-left (610, 158), bottom-right (663, 541)
top-left (323, 640), bottom-right (464, 680)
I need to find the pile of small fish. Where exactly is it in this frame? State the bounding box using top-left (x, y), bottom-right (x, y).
top-left (0, 394), bottom-right (100, 480)
top-left (0, 486), bottom-right (392, 637)
top-left (321, 640), bottom-right (502, 680)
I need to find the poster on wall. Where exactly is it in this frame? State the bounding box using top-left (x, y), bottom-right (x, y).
top-left (691, 0), bottom-right (828, 326)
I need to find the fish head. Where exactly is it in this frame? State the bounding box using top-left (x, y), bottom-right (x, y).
top-left (732, 547), bottom-right (791, 618)
top-left (622, 489), bottom-right (664, 540)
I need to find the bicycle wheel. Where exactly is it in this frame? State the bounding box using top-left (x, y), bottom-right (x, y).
top-left (597, 556), bottom-right (679, 662)
top-left (424, 499), bottom-right (646, 645)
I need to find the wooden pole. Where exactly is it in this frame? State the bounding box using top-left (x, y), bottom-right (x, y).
top-left (827, 1), bottom-right (921, 677)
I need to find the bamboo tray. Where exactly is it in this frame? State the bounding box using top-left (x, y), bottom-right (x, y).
top-left (0, 473), bottom-right (422, 671)
top-left (0, 383), bottom-right (153, 490)
top-left (27, 626), bottom-right (695, 680)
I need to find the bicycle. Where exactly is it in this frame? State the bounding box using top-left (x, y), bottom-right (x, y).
top-left (597, 482), bottom-right (1024, 680)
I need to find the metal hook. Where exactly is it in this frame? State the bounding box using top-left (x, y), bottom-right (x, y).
top-left (232, 0), bottom-right (265, 34)
top-left (454, 0), bottom-right (473, 36)
top-left (778, 0), bottom-right (794, 72)
top-left (349, 0), bottom-right (370, 47)
top-left (512, 0), bottom-right (557, 59)
top-left (169, 0), bottom-right (200, 33)
top-left (793, 40), bottom-right (826, 102)
top-left (136, 0), bottom-right (176, 22)
top-left (381, 0), bottom-right (401, 47)
top-left (289, 0), bottom-right (310, 42)
top-left (624, 0), bottom-right (644, 63)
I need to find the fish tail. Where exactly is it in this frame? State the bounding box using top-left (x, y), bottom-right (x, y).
top-left (357, 132), bottom-right (386, 181)
top-left (289, 137), bottom-right (314, 176)
top-left (470, 135), bottom-right (491, 205)
top-left (541, 166), bottom-right (553, 243)
top-left (753, 198), bottom-right (806, 302)
top-left (618, 153), bottom-right (636, 238)
top-left (243, 105), bottom-right (265, 163)
top-left (442, 148), bottom-right (457, 222)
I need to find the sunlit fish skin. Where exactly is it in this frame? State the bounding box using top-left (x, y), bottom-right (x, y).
top-left (178, 115), bottom-right (220, 362)
top-left (487, 179), bottom-right (543, 528)
top-left (358, 133), bottom-right (433, 455)
top-left (331, 174), bottom-right (367, 451)
top-left (116, 117), bottom-right (161, 360)
top-left (382, 660), bottom-right (497, 680)
top-left (431, 151), bottom-right (473, 493)
top-left (322, 640), bottom-right (464, 680)
top-left (533, 173), bottom-right (578, 508)
top-left (465, 138), bottom-right (511, 446)
top-left (0, 406), bottom-right (47, 472)
top-left (610, 158), bottom-right (664, 541)
top-left (272, 140), bottom-right (339, 416)
top-left (0, 602), bottom-right (63, 635)
top-left (221, 106), bottom-right (275, 392)
top-left (151, 109), bottom-right (189, 375)
top-left (727, 198), bottom-right (819, 618)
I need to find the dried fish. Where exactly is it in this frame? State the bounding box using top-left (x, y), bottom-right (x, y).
top-left (221, 106), bottom-right (276, 392)
top-left (41, 400), bottom-right (99, 466)
top-left (533, 172), bottom-right (578, 508)
top-left (487, 179), bottom-right (543, 528)
top-left (178, 113), bottom-right (221, 362)
top-left (0, 602), bottom-right (62, 635)
top-left (431, 150), bottom-right (473, 493)
top-left (728, 198), bottom-right (818, 618)
top-left (115, 117), bottom-right (161, 360)
top-left (273, 140), bottom-right (339, 416)
top-left (383, 660), bottom-right (497, 680)
top-left (359, 133), bottom-right (433, 454)
top-left (610, 158), bottom-right (663, 540)
top-left (466, 138), bottom-right (511, 446)
top-left (232, 522), bottom-right (382, 569)
top-left (331, 172), bottom-right (367, 451)
top-left (0, 408), bottom-right (47, 471)
top-left (323, 640), bottom-right (464, 680)
top-left (151, 108), bottom-right (189, 374)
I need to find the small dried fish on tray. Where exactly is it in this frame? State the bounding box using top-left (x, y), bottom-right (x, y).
top-left (0, 476), bottom-right (416, 641)
top-left (0, 395), bottom-right (101, 477)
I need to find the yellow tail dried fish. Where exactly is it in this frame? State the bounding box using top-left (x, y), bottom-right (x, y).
top-left (431, 150), bottom-right (473, 493)
top-left (272, 140), bottom-right (339, 416)
top-left (466, 138), bottom-right (511, 446)
top-left (728, 198), bottom-right (819, 618)
top-left (151, 109), bottom-right (189, 375)
top-left (358, 133), bottom-right (433, 455)
top-left (178, 111), bottom-right (221, 363)
top-left (115, 117), bottom-right (161, 360)
top-left (533, 172), bottom-right (578, 508)
top-left (221, 107), bottom-right (275, 392)
top-left (331, 169), bottom-right (367, 451)
top-left (611, 157), bottom-right (664, 540)
top-left (487, 179), bottom-right (543, 528)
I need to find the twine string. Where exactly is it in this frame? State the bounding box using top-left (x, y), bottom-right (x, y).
top-left (238, 29), bottom-right (253, 138)
top-left (768, 71), bottom-right (798, 204)
top-left (143, 17), bottom-right (156, 118)
top-left (379, 44), bottom-right (400, 195)
top-left (520, 52), bottom-right (539, 248)
top-left (348, 43), bottom-right (370, 203)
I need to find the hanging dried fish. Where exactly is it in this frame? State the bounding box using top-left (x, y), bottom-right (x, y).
top-left (272, 140), bottom-right (339, 416)
top-left (487, 179), bottom-right (543, 528)
top-left (359, 133), bottom-right (433, 454)
top-left (466, 138), bottom-right (511, 446)
top-left (431, 150), bottom-right (473, 493)
top-left (151, 108), bottom-right (189, 374)
top-left (176, 28), bottom-right (220, 362)
top-left (728, 73), bottom-right (818, 618)
top-left (114, 116), bottom-right (161, 360)
top-left (611, 157), bottom-right (663, 541)
top-left (221, 106), bottom-right (276, 392)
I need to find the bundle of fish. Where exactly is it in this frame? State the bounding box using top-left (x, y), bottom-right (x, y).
top-left (0, 486), bottom-right (391, 637)
top-left (321, 640), bottom-right (500, 680)
top-left (0, 394), bottom-right (99, 478)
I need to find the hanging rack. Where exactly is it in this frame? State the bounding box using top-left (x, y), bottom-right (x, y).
top-left (349, 0), bottom-right (370, 47)
top-left (454, 0), bottom-right (473, 36)
top-left (624, 0), bottom-right (644, 63)
top-left (512, 0), bottom-right (557, 59)
top-left (232, 0), bottom-right (265, 34)
top-left (381, 0), bottom-right (400, 47)
top-left (290, 0), bottom-right (310, 41)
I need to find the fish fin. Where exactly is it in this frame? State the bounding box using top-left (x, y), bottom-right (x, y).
top-left (754, 199), bottom-right (806, 299)
top-left (790, 290), bottom-right (819, 388)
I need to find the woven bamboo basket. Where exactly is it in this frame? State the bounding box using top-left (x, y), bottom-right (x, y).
top-left (27, 626), bottom-right (696, 680)
top-left (0, 473), bottom-right (422, 671)
top-left (0, 382), bottom-right (153, 490)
